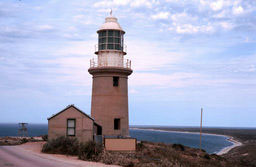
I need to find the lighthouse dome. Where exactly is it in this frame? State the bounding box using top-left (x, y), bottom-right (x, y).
top-left (98, 16), bottom-right (124, 32)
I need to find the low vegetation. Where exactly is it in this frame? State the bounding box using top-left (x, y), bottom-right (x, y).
top-left (41, 134), bottom-right (48, 141)
top-left (0, 137), bottom-right (38, 146)
top-left (42, 137), bottom-right (247, 167)
top-left (98, 141), bottom-right (239, 167)
top-left (78, 140), bottom-right (102, 161)
top-left (42, 136), bottom-right (79, 155)
top-left (42, 136), bottom-right (102, 160)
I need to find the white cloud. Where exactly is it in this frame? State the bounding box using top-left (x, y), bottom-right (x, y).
top-left (213, 10), bottom-right (228, 18)
top-left (93, 0), bottom-right (155, 8)
top-left (168, 12), bottom-right (215, 34)
top-left (130, 0), bottom-right (154, 8)
top-left (93, 0), bottom-right (130, 7)
top-left (37, 25), bottom-right (54, 31)
top-left (55, 41), bottom-right (95, 56)
top-left (73, 14), bottom-right (85, 21)
top-left (210, 0), bottom-right (225, 11)
top-left (172, 24), bottom-right (214, 34)
top-left (40, 55), bottom-right (92, 87)
top-left (126, 39), bottom-right (184, 71)
top-left (233, 6), bottom-right (244, 15)
top-left (219, 22), bottom-right (233, 30)
top-left (130, 72), bottom-right (201, 87)
top-left (171, 12), bottom-right (197, 23)
top-left (151, 12), bottom-right (170, 20)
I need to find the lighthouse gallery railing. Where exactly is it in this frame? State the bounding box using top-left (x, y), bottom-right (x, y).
top-left (90, 58), bottom-right (131, 69)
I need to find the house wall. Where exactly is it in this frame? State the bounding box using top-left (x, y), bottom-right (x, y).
top-left (48, 107), bottom-right (94, 142)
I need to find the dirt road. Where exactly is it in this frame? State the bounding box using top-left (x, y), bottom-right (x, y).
top-left (0, 144), bottom-right (117, 167)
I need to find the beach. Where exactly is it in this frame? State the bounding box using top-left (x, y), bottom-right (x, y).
top-left (216, 137), bottom-right (242, 155)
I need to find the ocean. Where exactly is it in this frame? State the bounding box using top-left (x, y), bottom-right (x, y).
top-left (0, 123), bottom-right (233, 154)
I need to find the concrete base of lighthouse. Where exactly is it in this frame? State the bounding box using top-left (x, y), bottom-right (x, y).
top-left (89, 67), bottom-right (132, 137)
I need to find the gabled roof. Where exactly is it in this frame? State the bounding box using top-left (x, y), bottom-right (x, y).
top-left (47, 104), bottom-right (94, 121)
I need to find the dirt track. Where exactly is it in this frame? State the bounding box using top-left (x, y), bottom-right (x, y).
top-left (0, 143), bottom-right (117, 167)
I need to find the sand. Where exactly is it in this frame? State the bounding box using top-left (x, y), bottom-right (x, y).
top-left (217, 137), bottom-right (242, 155)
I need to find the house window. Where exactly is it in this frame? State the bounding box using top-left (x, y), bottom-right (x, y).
top-left (114, 118), bottom-right (120, 130)
top-left (67, 119), bottom-right (76, 136)
top-left (113, 76), bottom-right (119, 87)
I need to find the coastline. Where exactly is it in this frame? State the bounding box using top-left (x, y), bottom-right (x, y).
top-left (217, 137), bottom-right (242, 155)
top-left (131, 127), bottom-right (243, 155)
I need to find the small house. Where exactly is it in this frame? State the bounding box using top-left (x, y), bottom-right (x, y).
top-left (48, 104), bottom-right (102, 143)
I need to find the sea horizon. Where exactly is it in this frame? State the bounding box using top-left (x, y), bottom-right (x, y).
top-left (1, 123), bottom-right (256, 129)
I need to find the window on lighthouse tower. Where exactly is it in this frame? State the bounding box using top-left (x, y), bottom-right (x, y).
top-left (114, 118), bottom-right (120, 130)
top-left (113, 76), bottom-right (119, 87)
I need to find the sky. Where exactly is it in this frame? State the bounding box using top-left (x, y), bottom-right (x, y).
top-left (0, 0), bottom-right (256, 127)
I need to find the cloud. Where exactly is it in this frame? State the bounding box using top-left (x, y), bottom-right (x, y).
top-left (173, 24), bottom-right (214, 34)
top-left (37, 25), bottom-right (55, 31)
top-left (151, 12), bottom-right (170, 20)
top-left (232, 6), bottom-right (244, 15)
top-left (93, 0), bottom-right (156, 8)
top-left (130, 72), bottom-right (201, 88)
top-left (55, 41), bottom-right (95, 56)
top-left (210, 0), bottom-right (225, 11)
top-left (219, 21), bottom-right (233, 30)
top-left (126, 39), bottom-right (184, 71)
top-left (167, 12), bottom-right (216, 34)
top-left (130, 0), bottom-right (155, 8)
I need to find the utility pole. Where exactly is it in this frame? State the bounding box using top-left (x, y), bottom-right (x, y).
top-left (200, 108), bottom-right (203, 151)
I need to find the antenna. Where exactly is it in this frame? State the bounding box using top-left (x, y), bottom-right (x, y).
top-left (200, 108), bottom-right (203, 151)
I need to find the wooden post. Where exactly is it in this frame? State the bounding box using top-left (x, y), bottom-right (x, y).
top-left (200, 108), bottom-right (203, 151)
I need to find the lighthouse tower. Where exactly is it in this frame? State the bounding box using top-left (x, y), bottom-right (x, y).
top-left (89, 13), bottom-right (132, 137)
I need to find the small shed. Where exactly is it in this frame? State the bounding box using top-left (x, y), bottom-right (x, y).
top-left (48, 104), bottom-right (102, 143)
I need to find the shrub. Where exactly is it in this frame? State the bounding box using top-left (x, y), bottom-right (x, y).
top-left (21, 138), bottom-right (28, 144)
top-left (42, 135), bottom-right (48, 141)
top-left (172, 144), bottom-right (185, 151)
top-left (78, 141), bottom-right (102, 161)
top-left (42, 136), bottom-right (79, 155)
top-left (204, 154), bottom-right (211, 160)
top-left (137, 141), bottom-right (145, 151)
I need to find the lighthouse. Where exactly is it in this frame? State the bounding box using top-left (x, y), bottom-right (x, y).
top-left (88, 13), bottom-right (132, 137)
